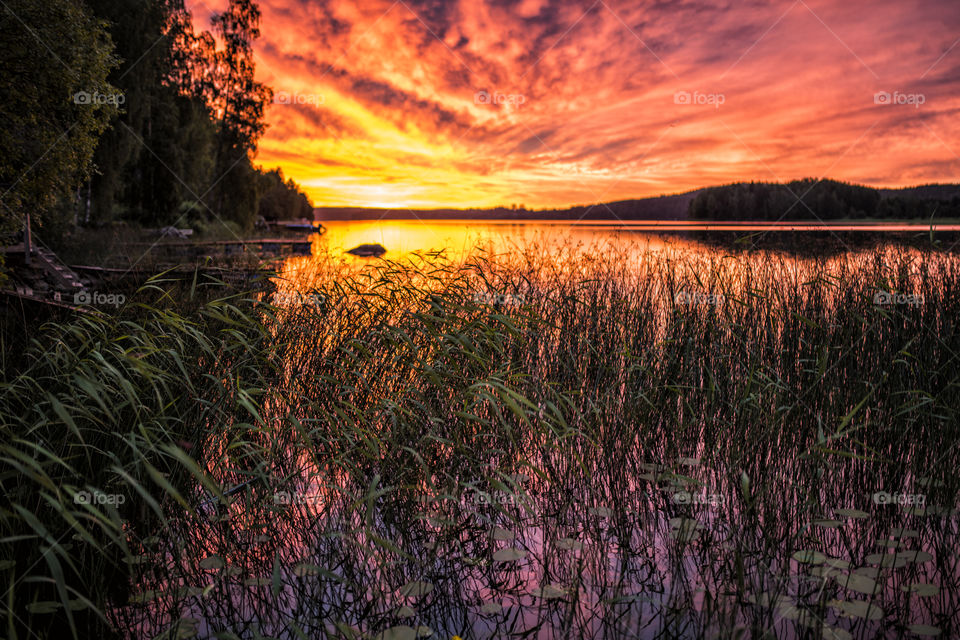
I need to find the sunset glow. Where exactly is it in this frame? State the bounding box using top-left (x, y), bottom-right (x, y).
top-left (190, 0), bottom-right (960, 209)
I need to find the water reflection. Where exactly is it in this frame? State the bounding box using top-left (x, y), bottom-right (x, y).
top-left (114, 235), bottom-right (960, 639)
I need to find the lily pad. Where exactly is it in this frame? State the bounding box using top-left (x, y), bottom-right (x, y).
top-left (243, 576), bottom-right (271, 587)
top-left (26, 601), bottom-right (61, 614)
top-left (825, 558), bottom-right (851, 569)
top-left (199, 555), bottom-right (225, 570)
top-left (836, 573), bottom-right (880, 595)
top-left (480, 602), bottom-right (503, 614)
top-left (379, 626), bottom-right (417, 640)
top-left (396, 606), bottom-right (416, 618)
top-left (812, 519), bottom-right (843, 529)
top-left (889, 527), bottom-right (919, 538)
top-left (398, 580), bottom-right (434, 598)
top-left (829, 599), bottom-right (883, 620)
top-left (908, 625), bottom-right (941, 636)
top-left (531, 584), bottom-right (567, 599)
top-left (834, 508), bottom-right (870, 519)
top-left (492, 548), bottom-right (526, 563)
top-left (556, 538), bottom-right (584, 551)
top-left (865, 553), bottom-right (908, 568)
top-left (792, 550), bottom-right (826, 565)
top-left (491, 527), bottom-right (515, 541)
top-left (589, 506), bottom-right (613, 518)
top-left (896, 549), bottom-right (933, 563)
top-left (293, 563), bottom-right (320, 577)
top-left (901, 583), bottom-right (939, 597)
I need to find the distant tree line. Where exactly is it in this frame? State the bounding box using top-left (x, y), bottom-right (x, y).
top-left (690, 179), bottom-right (960, 220)
top-left (0, 0), bottom-right (311, 242)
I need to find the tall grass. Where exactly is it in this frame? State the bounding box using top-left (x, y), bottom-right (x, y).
top-left (1, 242), bottom-right (959, 639)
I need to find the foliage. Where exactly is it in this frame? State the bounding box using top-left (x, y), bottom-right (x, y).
top-left (0, 0), bottom-right (119, 235)
top-left (689, 179), bottom-right (960, 221)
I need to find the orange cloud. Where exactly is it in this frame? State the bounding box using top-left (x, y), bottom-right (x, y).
top-left (189, 0), bottom-right (960, 209)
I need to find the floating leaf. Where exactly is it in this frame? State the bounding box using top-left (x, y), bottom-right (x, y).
top-left (813, 519), bottom-right (843, 529)
top-left (492, 548), bottom-right (526, 563)
top-left (830, 599), bottom-right (883, 620)
top-left (907, 625), bottom-right (941, 636)
top-left (398, 580), bottom-right (434, 598)
top-left (556, 538), bottom-right (583, 551)
top-left (836, 574), bottom-right (880, 595)
top-left (379, 626), bottom-right (417, 640)
top-left (490, 527), bottom-right (515, 541)
top-left (825, 558), bottom-right (851, 569)
top-left (902, 583), bottom-right (939, 597)
top-left (589, 506), bottom-right (613, 518)
top-left (792, 550), bottom-right (826, 565)
top-left (896, 549), bottom-right (933, 564)
top-left (531, 584), bottom-right (567, 599)
top-left (865, 553), bottom-right (908, 568)
top-left (834, 508), bottom-right (870, 519)
top-left (199, 555), bottom-right (225, 570)
top-left (479, 602), bottom-right (502, 614)
top-left (396, 606), bottom-right (416, 618)
top-left (243, 577), bottom-right (271, 587)
top-left (415, 627), bottom-right (432, 638)
top-left (889, 527), bottom-right (918, 538)
top-left (293, 563), bottom-right (320, 577)
top-left (821, 626), bottom-right (853, 640)
top-left (26, 601), bottom-right (61, 614)
top-left (678, 457), bottom-right (700, 466)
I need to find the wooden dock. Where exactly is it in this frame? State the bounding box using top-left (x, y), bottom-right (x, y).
top-left (128, 238), bottom-right (314, 259)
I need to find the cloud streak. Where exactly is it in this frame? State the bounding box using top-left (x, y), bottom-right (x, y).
top-left (191, 0), bottom-right (960, 208)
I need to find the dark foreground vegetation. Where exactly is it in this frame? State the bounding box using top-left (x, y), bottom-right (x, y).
top-left (0, 0), bottom-right (311, 252)
top-left (1, 243), bottom-right (958, 639)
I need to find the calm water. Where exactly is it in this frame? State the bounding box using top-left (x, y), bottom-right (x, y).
top-left (310, 220), bottom-right (959, 262)
top-left (116, 228), bottom-right (960, 640)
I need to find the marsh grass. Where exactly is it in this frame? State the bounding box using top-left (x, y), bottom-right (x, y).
top-left (1, 242), bottom-right (959, 639)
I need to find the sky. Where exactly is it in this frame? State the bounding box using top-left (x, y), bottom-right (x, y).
top-left (189, 0), bottom-right (960, 209)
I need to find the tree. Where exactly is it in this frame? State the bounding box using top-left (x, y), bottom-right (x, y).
top-left (0, 0), bottom-right (119, 236)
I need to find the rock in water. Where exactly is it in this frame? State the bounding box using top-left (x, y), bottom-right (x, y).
top-left (347, 243), bottom-right (387, 257)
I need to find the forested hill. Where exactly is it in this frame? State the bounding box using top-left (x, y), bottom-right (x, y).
top-left (689, 179), bottom-right (960, 221)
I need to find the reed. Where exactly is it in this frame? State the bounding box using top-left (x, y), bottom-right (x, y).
top-left (1, 243), bottom-right (958, 639)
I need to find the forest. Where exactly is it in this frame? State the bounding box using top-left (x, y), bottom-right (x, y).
top-left (0, 0), bottom-right (312, 246)
top-left (689, 179), bottom-right (960, 221)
